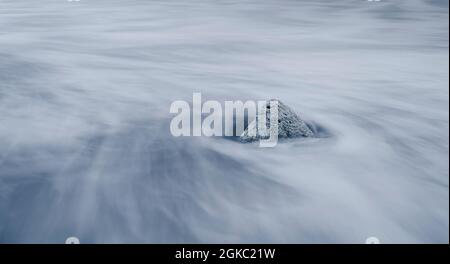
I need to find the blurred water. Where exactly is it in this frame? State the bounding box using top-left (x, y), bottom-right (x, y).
top-left (0, 0), bottom-right (448, 243)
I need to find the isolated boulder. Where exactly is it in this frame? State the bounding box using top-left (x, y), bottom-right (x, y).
top-left (240, 100), bottom-right (314, 142)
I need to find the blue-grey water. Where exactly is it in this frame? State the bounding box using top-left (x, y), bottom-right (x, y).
top-left (0, 0), bottom-right (448, 243)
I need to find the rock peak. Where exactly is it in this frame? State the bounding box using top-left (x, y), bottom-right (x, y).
top-left (240, 99), bottom-right (314, 143)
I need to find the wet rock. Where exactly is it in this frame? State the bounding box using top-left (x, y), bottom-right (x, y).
top-left (240, 100), bottom-right (314, 142)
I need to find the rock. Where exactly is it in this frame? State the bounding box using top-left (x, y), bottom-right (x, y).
top-left (239, 99), bottom-right (314, 142)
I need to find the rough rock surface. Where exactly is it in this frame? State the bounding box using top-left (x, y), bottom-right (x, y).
top-left (240, 100), bottom-right (314, 142)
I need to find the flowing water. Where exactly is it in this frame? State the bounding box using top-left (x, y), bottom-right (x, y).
top-left (0, 0), bottom-right (448, 243)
